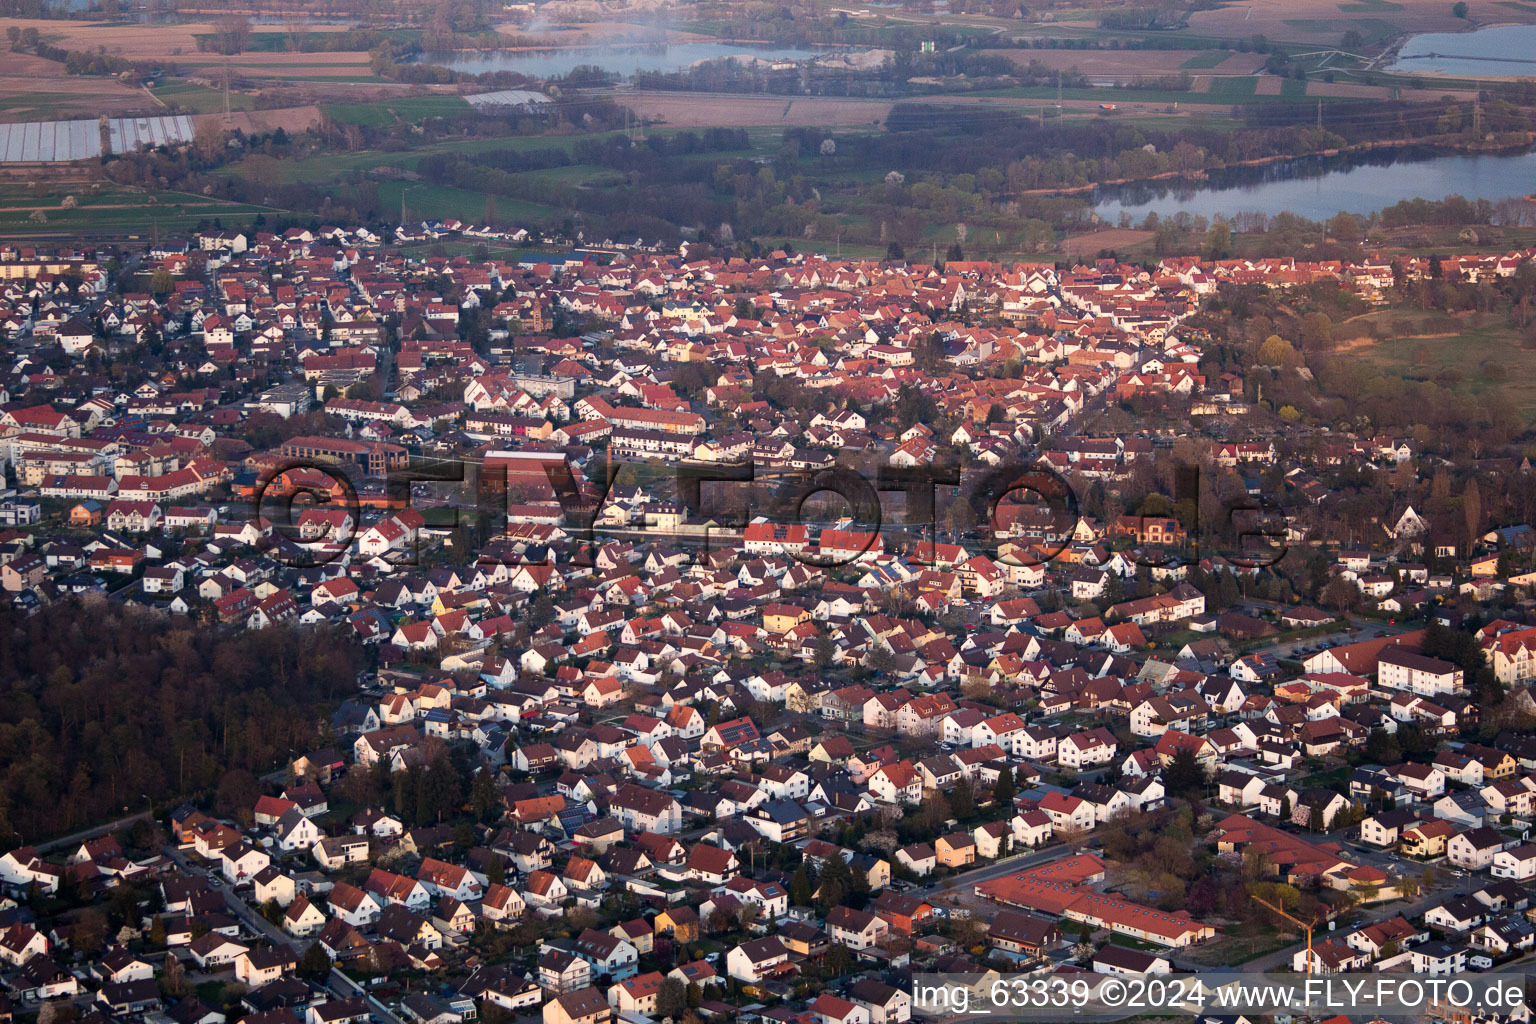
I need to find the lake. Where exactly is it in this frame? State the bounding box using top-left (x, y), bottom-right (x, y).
top-left (1092, 146), bottom-right (1536, 223)
top-left (1390, 24), bottom-right (1536, 78)
top-left (434, 42), bottom-right (829, 80)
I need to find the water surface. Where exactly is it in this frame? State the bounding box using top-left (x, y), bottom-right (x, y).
top-left (1093, 147), bottom-right (1536, 222)
top-left (1390, 24), bottom-right (1536, 77)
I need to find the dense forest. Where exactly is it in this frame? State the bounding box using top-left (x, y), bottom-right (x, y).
top-left (0, 598), bottom-right (361, 844)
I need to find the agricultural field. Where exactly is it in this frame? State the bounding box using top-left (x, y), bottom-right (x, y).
top-left (0, 16), bottom-right (355, 60)
top-left (619, 91), bottom-right (893, 127)
top-left (151, 81), bottom-right (259, 114)
top-left (978, 48), bottom-right (1267, 81)
top-left (378, 181), bottom-right (558, 226)
top-left (1185, 0), bottom-right (1535, 42)
top-left (0, 53), bottom-right (151, 121)
top-left (0, 184), bottom-right (277, 237)
top-left (323, 95), bottom-right (472, 127)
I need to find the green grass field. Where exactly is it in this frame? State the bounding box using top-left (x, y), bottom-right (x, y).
top-left (1206, 76), bottom-right (1259, 99)
top-left (0, 186), bottom-right (278, 238)
top-left (0, 92), bottom-right (90, 120)
top-left (382, 181), bottom-right (556, 225)
top-left (1282, 16), bottom-right (1400, 40)
top-left (1180, 51), bottom-right (1233, 69)
top-left (152, 80), bottom-right (257, 113)
top-left (323, 94), bottom-right (471, 127)
top-left (1356, 323), bottom-right (1536, 416)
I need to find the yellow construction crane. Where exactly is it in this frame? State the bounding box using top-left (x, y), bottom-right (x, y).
top-left (1251, 894), bottom-right (1328, 983)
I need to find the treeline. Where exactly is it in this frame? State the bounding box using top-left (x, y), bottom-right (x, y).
top-left (1380, 195), bottom-right (1497, 228)
top-left (0, 598), bottom-right (361, 843)
top-left (1242, 97), bottom-right (1536, 140)
top-left (631, 51), bottom-right (1087, 97)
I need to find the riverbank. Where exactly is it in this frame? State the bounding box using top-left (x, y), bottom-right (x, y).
top-left (1031, 132), bottom-right (1535, 201)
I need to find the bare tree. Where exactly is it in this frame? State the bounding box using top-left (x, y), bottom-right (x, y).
top-left (214, 14), bottom-right (252, 55)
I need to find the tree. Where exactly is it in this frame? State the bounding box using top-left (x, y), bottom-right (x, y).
top-left (1163, 748), bottom-right (1205, 800)
top-left (471, 768), bottom-right (501, 823)
top-left (1205, 220), bottom-right (1232, 260)
top-left (1453, 1), bottom-right (1469, 15)
top-left (825, 942), bottom-right (854, 977)
top-left (813, 633), bottom-right (836, 669)
top-left (951, 776), bottom-right (976, 820)
top-left (161, 950), bottom-right (191, 999)
top-left (297, 942), bottom-right (332, 981)
top-left (148, 916), bottom-right (166, 948)
top-left (150, 268), bottom-right (175, 295)
top-left (38, 1001), bottom-right (77, 1024)
top-left (193, 119), bottom-right (226, 163)
top-left (993, 765), bottom-right (1016, 807)
top-left (817, 853), bottom-right (854, 910)
top-left (71, 908), bottom-right (108, 955)
top-left (1464, 478), bottom-right (1483, 550)
top-left (789, 863), bottom-right (814, 907)
top-left (657, 978), bottom-right (688, 1018)
top-left (214, 13), bottom-right (252, 53)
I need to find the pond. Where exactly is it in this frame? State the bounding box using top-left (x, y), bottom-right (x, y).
top-left (1389, 24), bottom-right (1536, 78)
top-left (433, 42), bottom-right (830, 80)
top-left (1092, 146), bottom-right (1536, 223)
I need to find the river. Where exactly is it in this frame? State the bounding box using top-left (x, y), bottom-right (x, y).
top-left (1091, 146), bottom-right (1536, 223)
top-left (434, 42), bottom-right (830, 80)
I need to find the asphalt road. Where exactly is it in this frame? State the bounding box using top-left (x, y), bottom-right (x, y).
top-left (163, 844), bottom-right (409, 1024)
top-left (31, 810), bottom-right (152, 854)
top-left (929, 843), bottom-right (1076, 899)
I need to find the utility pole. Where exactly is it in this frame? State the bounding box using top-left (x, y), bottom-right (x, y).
top-left (1316, 99), bottom-right (1322, 131)
top-left (1057, 70), bottom-right (1062, 114)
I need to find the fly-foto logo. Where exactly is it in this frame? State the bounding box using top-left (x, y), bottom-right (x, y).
top-left (251, 453), bottom-right (1290, 572)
